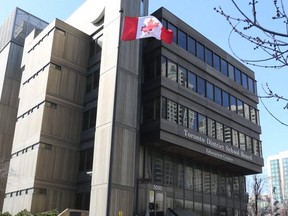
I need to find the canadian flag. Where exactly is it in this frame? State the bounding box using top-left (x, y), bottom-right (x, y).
top-left (121, 16), bottom-right (173, 44)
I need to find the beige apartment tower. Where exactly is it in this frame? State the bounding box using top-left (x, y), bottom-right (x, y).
top-left (1, 0), bottom-right (264, 215)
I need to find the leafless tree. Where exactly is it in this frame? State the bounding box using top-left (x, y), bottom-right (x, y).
top-left (215, 0), bottom-right (288, 126)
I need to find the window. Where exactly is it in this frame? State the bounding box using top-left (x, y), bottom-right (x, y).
top-left (168, 23), bottom-right (177, 43)
top-left (187, 36), bottom-right (196, 55)
top-left (161, 56), bottom-right (167, 77)
top-left (224, 125), bottom-right (231, 144)
top-left (230, 95), bottom-right (237, 112)
top-left (164, 156), bottom-right (174, 186)
top-left (82, 107), bottom-right (97, 130)
top-left (178, 29), bottom-right (187, 49)
top-left (205, 48), bottom-right (213, 66)
top-left (250, 107), bottom-right (257, 124)
top-left (167, 59), bottom-right (177, 82)
top-left (228, 64), bottom-right (235, 80)
top-left (248, 77), bottom-right (254, 93)
top-left (246, 136), bottom-right (252, 153)
top-left (167, 100), bottom-right (177, 123)
top-left (196, 42), bottom-right (205, 61)
top-left (232, 129), bottom-right (239, 148)
top-left (185, 165), bottom-right (193, 190)
top-left (235, 68), bottom-right (241, 85)
top-left (214, 86), bottom-right (222, 105)
top-left (198, 114), bottom-right (207, 134)
top-left (188, 109), bottom-right (198, 130)
top-left (161, 97), bottom-right (167, 119)
top-left (253, 139), bottom-right (260, 156)
top-left (242, 73), bottom-right (248, 89)
top-left (222, 91), bottom-right (230, 109)
top-left (244, 103), bottom-right (250, 120)
top-left (207, 118), bottom-right (216, 138)
top-left (213, 53), bottom-right (221, 71)
top-left (206, 81), bottom-right (214, 101)
top-left (197, 77), bottom-right (206, 96)
top-left (216, 122), bottom-right (224, 142)
top-left (194, 166), bottom-right (202, 192)
top-left (237, 99), bottom-right (244, 117)
top-left (221, 59), bottom-right (228, 76)
top-left (203, 169), bottom-right (211, 194)
top-left (154, 153), bottom-right (164, 184)
top-left (178, 66), bottom-right (187, 87)
top-left (188, 71), bottom-right (197, 92)
top-left (239, 133), bottom-right (246, 151)
top-left (174, 159), bottom-right (184, 188)
top-left (178, 104), bottom-right (188, 127)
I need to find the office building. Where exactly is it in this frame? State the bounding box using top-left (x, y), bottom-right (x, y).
top-left (0, 7), bottom-right (47, 210)
top-left (267, 151), bottom-right (288, 203)
top-left (0, 0), bottom-right (263, 215)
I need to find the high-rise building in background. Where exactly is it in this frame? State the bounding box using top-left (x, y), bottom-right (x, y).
top-left (0, 7), bottom-right (47, 210)
top-left (267, 151), bottom-right (288, 204)
top-left (0, 0), bottom-right (263, 215)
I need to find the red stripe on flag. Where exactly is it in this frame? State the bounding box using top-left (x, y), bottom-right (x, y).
top-left (121, 17), bottom-right (139, 41)
top-left (161, 27), bottom-right (173, 44)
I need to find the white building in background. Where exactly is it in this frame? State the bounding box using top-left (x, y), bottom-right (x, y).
top-left (267, 151), bottom-right (288, 204)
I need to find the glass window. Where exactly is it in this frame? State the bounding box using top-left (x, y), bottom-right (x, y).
top-left (93, 69), bottom-right (100, 90)
top-left (248, 77), bottom-right (254, 93)
top-left (237, 99), bottom-right (244, 117)
top-left (224, 125), bottom-right (231, 144)
top-left (253, 139), bottom-right (260, 156)
top-left (154, 153), bottom-right (164, 184)
top-left (188, 109), bottom-right (198, 130)
top-left (250, 107), bottom-right (257, 124)
top-left (230, 95), bottom-right (237, 112)
top-left (242, 73), bottom-right (248, 89)
top-left (207, 118), bottom-right (216, 138)
top-left (235, 68), bottom-right (241, 85)
top-left (211, 172), bottom-right (218, 195)
top-left (206, 81), bottom-right (214, 101)
top-left (178, 29), bottom-right (187, 49)
top-left (174, 159), bottom-right (184, 188)
top-left (213, 53), bottom-right (221, 71)
top-left (216, 122), bottom-right (224, 142)
top-left (214, 86), bottom-right (222, 105)
top-left (194, 166), bottom-right (202, 192)
top-left (161, 97), bottom-right (167, 119)
top-left (222, 90), bottom-right (230, 109)
top-left (226, 176), bottom-right (233, 197)
top-left (168, 23), bottom-right (177, 43)
top-left (178, 66), bottom-right (187, 87)
top-left (244, 103), bottom-right (250, 120)
top-left (178, 104), bottom-right (188, 127)
top-left (164, 156), bottom-right (173, 186)
top-left (232, 129), bottom-right (239, 148)
top-left (228, 64), bottom-right (235, 80)
top-left (246, 136), bottom-right (252, 154)
top-left (203, 169), bottom-right (211, 194)
top-left (197, 77), bottom-right (206, 96)
top-left (188, 71), bottom-right (197, 92)
top-left (161, 56), bottom-right (167, 77)
top-left (221, 59), bottom-right (228, 76)
top-left (185, 165), bottom-right (193, 190)
top-left (187, 36), bottom-right (196, 55)
top-left (86, 74), bottom-right (93, 93)
top-left (196, 42), bottom-right (205, 61)
top-left (198, 114), bottom-right (207, 134)
top-left (167, 59), bottom-right (177, 82)
top-left (219, 172), bottom-right (226, 196)
top-left (89, 107), bottom-right (97, 128)
top-left (167, 100), bottom-right (177, 123)
top-left (205, 48), bottom-right (213, 66)
top-left (239, 133), bottom-right (246, 151)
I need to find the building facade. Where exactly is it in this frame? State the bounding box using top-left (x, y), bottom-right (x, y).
top-left (267, 151), bottom-right (288, 204)
top-left (0, 8), bottom-right (47, 210)
top-left (0, 0), bottom-right (263, 215)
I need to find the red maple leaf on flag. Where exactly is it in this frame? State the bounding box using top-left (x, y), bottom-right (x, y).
top-left (141, 18), bottom-right (159, 33)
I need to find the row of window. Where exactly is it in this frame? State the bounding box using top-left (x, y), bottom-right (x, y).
top-left (161, 97), bottom-right (262, 157)
top-left (161, 18), bottom-right (257, 94)
top-left (160, 56), bottom-right (260, 125)
top-left (147, 150), bottom-right (247, 199)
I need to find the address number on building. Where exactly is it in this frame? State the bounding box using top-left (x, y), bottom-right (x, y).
top-left (153, 185), bottom-right (162, 191)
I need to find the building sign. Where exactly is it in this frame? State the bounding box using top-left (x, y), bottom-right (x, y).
top-left (182, 128), bottom-right (253, 161)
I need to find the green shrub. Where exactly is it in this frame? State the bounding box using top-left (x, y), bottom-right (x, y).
top-left (0, 212), bottom-right (12, 216)
top-left (15, 209), bottom-right (32, 216)
top-left (35, 209), bottom-right (58, 216)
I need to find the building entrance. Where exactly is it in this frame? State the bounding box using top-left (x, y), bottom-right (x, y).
top-left (148, 189), bottom-right (164, 216)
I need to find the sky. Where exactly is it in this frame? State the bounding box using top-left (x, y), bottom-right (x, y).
top-left (0, 0), bottom-right (287, 175)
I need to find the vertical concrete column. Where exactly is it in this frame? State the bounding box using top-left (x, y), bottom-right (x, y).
top-left (89, 0), bottom-right (148, 215)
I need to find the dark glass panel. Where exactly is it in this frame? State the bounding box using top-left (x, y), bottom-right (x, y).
top-left (228, 64), bottom-right (235, 80)
top-left (188, 71), bottom-right (197, 92)
top-left (197, 77), bottom-right (206, 96)
top-left (187, 36), bottom-right (196, 55)
top-left (214, 86), bottom-right (222, 105)
top-left (213, 53), bottom-right (221, 71)
top-left (221, 58), bottom-right (228, 76)
top-left (178, 29), bottom-right (187, 49)
top-left (237, 99), bottom-right (244, 117)
top-left (178, 104), bottom-right (188, 127)
top-left (207, 118), bottom-right (216, 138)
top-left (161, 56), bottom-right (167, 77)
top-left (232, 129), bottom-right (239, 148)
top-left (188, 109), bottom-right (198, 130)
top-left (235, 68), bottom-right (241, 84)
top-left (167, 59), bottom-right (177, 82)
top-left (222, 90), bottom-right (230, 109)
top-left (178, 65), bottom-right (188, 87)
top-left (168, 23), bottom-right (177, 43)
top-left (230, 95), bottom-right (237, 113)
top-left (216, 122), bottom-right (224, 142)
top-left (196, 42), bottom-right (205, 61)
top-left (206, 81), bottom-right (214, 101)
top-left (205, 47), bottom-right (213, 66)
top-left (198, 114), bottom-right (207, 135)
